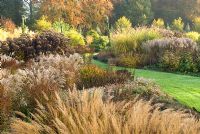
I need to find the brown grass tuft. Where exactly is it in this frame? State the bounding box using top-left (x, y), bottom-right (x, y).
top-left (11, 89), bottom-right (200, 134)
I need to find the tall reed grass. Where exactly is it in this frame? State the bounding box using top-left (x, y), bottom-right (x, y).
top-left (110, 27), bottom-right (161, 55)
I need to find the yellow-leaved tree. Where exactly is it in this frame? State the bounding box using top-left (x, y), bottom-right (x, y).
top-left (39, 0), bottom-right (113, 29)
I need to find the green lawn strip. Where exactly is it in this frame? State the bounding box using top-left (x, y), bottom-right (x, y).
top-left (92, 60), bottom-right (200, 111)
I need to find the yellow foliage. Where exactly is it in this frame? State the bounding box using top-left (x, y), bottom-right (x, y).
top-left (35, 16), bottom-right (52, 31)
top-left (186, 31), bottom-right (200, 41)
top-left (152, 18), bottom-right (165, 28)
top-left (115, 16), bottom-right (132, 30)
top-left (193, 17), bottom-right (200, 32)
top-left (0, 28), bottom-right (35, 41)
top-left (171, 17), bottom-right (184, 31)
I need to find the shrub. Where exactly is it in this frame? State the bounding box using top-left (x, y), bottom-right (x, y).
top-left (35, 16), bottom-right (52, 31)
top-left (143, 38), bottom-right (199, 72)
top-left (77, 65), bottom-right (131, 89)
top-left (115, 16), bottom-right (132, 30)
top-left (0, 18), bottom-right (16, 32)
top-left (11, 89), bottom-right (200, 134)
top-left (193, 17), bottom-right (200, 32)
top-left (93, 36), bottom-right (109, 51)
top-left (52, 20), bottom-right (71, 33)
top-left (160, 51), bottom-right (181, 71)
top-left (34, 31), bottom-right (75, 56)
top-left (64, 29), bottom-right (85, 46)
top-left (179, 52), bottom-right (197, 73)
top-left (152, 18), bottom-right (165, 28)
top-left (143, 37), bottom-right (198, 65)
top-left (171, 17), bottom-right (184, 31)
top-left (87, 30), bottom-right (109, 51)
top-left (0, 28), bottom-right (11, 41)
top-left (0, 31), bottom-right (75, 61)
top-left (87, 30), bottom-right (100, 40)
top-left (186, 31), bottom-right (200, 41)
top-left (0, 28), bottom-right (25, 41)
top-left (116, 54), bottom-right (140, 68)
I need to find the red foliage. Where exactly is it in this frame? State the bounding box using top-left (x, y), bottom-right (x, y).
top-left (0, 18), bottom-right (16, 32)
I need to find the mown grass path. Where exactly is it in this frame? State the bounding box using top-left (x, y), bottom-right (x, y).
top-left (92, 60), bottom-right (200, 111)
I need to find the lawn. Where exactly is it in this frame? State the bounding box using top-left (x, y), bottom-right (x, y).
top-left (92, 60), bottom-right (200, 111)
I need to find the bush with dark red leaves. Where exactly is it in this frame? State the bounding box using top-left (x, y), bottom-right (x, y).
top-left (0, 31), bottom-right (77, 61)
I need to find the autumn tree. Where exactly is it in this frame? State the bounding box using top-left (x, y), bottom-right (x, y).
top-left (39, 0), bottom-right (67, 22)
top-left (38, 0), bottom-right (113, 29)
top-left (79, 0), bottom-right (113, 29)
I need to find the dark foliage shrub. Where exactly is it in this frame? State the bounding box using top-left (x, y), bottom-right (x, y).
top-left (0, 31), bottom-right (79, 61)
top-left (77, 65), bottom-right (132, 89)
top-left (179, 52), bottom-right (198, 73)
top-left (0, 34), bottom-right (33, 61)
top-left (34, 30), bottom-right (73, 55)
top-left (195, 54), bottom-right (200, 72)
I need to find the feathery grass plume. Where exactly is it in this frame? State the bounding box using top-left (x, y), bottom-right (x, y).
top-left (0, 55), bottom-right (23, 71)
top-left (0, 54), bottom-right (83, 113)
top-left (142, 37), bottom-right (198, 65)
top-left (11, 89), bottom-right (200, 134)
